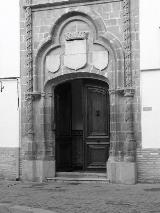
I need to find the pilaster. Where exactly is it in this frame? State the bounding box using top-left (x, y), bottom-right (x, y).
top-left (107, 0), bottom-right (136, 184)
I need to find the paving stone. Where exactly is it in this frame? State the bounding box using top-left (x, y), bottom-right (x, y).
top-left (0, 180), bottom-right (160, 213)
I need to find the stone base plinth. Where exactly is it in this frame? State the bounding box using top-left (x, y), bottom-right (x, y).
top-left (22, 160), bottom-right (55, 182)
top-left (107, 161), bottom-right (136, 184)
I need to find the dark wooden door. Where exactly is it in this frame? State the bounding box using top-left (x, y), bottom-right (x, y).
top-left (55, 83), bottom-right (72, 171)
top-left (83, 80), bottom-right (110, 171)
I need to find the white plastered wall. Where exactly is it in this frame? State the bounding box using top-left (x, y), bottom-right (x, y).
top-left (140, 0), bottom-right (160, 148)
top-left (0, 80), bottom-right (19, 147)
top-left (140, 0), bottom-right (160, 70)
top-left (141, 71), bottom-right (160, 148)
top-left (0, 1), bottom-right (20, 148)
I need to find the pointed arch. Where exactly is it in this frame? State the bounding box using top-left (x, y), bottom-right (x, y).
top-left (34, 9), bottom-right (124, 92)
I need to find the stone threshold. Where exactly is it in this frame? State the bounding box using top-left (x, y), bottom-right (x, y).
top-left (47, 177), bottom-right (109, 183)
top-left (46, 172), bottom-right (109, 183)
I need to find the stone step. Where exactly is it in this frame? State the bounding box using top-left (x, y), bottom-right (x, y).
top-left (46, 172), bottom-right (109, 183)
top-left (56, 171), bottom-right (107, 178)
top-left (47, 177), bottom-right (109, 183)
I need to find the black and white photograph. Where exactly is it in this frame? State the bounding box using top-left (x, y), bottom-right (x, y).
top-left (0, 0), bottom-right (160, 212)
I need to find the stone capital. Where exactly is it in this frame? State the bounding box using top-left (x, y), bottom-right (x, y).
top-left (124, 88), bottom-right (135, 97)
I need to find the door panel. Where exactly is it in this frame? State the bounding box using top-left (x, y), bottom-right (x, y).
top-left (86, 144), bottom-right (110, 169)
top-left (55, 84), bottom-right (71, 136)
top-left (83, 81), bottom-right (110, 171)
top-left (55, 83), bottom-right (72, 171)
top-left (87, 87), bottom-right (109, 137)
top-left (72, 130), bottom-right (83, 170)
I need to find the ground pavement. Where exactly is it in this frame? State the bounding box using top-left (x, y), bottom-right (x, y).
top-left (0, 180), bottom-right (160, 213)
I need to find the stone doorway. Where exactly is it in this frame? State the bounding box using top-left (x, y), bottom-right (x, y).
top-left (21, 4), bottom-right (137, 183)
top-left (54, 78), bottom-right (110, 173)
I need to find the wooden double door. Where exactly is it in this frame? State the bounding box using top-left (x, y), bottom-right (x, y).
top-left (55, 79), bottom-right (110, 172)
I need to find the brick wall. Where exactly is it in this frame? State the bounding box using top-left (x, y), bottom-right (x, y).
top-left (0, 148), bottom-right (19, 180)
top-left (137, 149), bottom-right (160, 183)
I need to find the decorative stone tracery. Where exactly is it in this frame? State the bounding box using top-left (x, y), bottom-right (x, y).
top-left (122, 0), bottom-right (135, 162)
top-left (24, 0), bottom-right (36, 161)
top-left (25, 0), bottom-right (33, 135)
top-left (64, 31), bottom-right (88, 41)
top-left (123, 0), bottom-right (132, 88)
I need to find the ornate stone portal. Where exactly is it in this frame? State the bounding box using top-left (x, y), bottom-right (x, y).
top-left (21, 0), bottom-right (139, 184)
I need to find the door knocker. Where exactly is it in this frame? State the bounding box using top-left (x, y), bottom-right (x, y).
top-left (96, 110), bottom-right (100, 117)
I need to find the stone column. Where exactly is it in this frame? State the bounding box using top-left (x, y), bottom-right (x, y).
top-left (116, 88), bottom-right (136, 184)
top-left (107, 90), bottom-right (117, 162)
top-left (24, 0), bottom-right (34, 150)
top-left (31, 92), bottom-right (55, 182)
top-left (107, 90), bottom-right (118, 182)
top-left (107, 88), bottom-right (135, 184)
top-left (22, 0), bottom-right (36, 181)
top-left (42, 91), bottom-right (55, 179)
top-left (45, 92), bottom-right (55, 160)
top-left (124, 88), bottom-right (135, 162)
top-left (109, 0), bottom-right (136, 184)
top-left (107, 88), bottom-right (136, 184)
top-left (37, 93), bottom-right (46, 160)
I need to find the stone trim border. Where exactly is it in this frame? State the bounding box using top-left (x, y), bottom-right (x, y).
top-left (122, 0), bottom-right (132, 88)
top-left (25, 0), bottom-right (34, 136)
top-left (24, 0), bottom-right (122, 10)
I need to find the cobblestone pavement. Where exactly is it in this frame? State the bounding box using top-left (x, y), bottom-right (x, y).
top-left (0, 180), bottom-right (160, 213)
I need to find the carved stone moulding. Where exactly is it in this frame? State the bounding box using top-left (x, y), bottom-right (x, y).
top-left (64, 31), bottom-right (89, 41)
top-left (25, 0), bottom-right (34, 136)
top-left (124, 88), bottom-right (135, 97)
top-left (25, 92), bottom-right (41, 101)
top-left (33, 6), bottom-right (125, 93)
top-left (24, 0), bottom-right (122, 9)
top-left (109, 87), bottom-right (135, 96)
top-left (122, 0), bottom-right (132, 88)
top-left (44, 23), bottom-right (110, 77)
